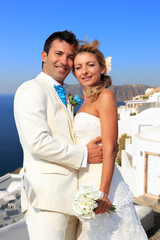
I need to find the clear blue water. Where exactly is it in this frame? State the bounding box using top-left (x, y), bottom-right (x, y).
top-left (0, 94), bottom-right (125, 177)
top-left (0, 94), bottom-right (23, 176)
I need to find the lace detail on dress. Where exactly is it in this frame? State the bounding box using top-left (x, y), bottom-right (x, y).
top-left (77, 203), bottom-right (147, 240)
top-left (74, 112), bottom-right (148, 240)
top-left (109, 178), bottom-right (133, 206)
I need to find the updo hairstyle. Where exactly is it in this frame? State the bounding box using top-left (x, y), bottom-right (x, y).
top-left (73, 40), bottom-right (112, 99)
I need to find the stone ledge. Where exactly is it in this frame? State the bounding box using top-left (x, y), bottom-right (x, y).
top-left (135, 205), bottom-right (154, 232)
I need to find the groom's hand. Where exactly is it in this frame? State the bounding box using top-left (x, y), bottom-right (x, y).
top-left (86, 137), bottom-right (103, 163)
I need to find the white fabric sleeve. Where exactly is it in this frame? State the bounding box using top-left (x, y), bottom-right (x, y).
top-left (81, 146), bottom-right (88, 168)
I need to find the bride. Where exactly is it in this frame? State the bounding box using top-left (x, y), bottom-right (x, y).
top-left (73, 40), bottom-right (148, 240)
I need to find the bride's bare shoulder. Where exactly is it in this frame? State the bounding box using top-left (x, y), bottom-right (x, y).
top-left (98, 88), bottom-right (116, 103)
top-left (96, 89), bottom-right (117, 116)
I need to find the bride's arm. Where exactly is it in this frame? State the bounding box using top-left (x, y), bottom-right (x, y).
top-left (94, 89), bottom-right (118, 214)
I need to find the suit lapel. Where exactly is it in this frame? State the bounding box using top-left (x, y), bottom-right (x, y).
top-left (53, 91), bottom-right (76, 142)
top-left (35, 73), bottom-right (75, 142)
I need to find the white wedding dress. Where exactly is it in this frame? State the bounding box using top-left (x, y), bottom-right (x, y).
top-left (74, 112), bottom-right (148, 240)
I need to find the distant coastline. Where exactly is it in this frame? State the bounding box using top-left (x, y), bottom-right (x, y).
top-left (0, 83), bottom-right (152, 102)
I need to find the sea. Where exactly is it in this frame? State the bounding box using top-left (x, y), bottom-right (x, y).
top-left (0, 94), bottom-right (125, 177)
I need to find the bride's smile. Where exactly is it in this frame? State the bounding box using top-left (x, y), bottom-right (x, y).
top-left (82, 75), bottom-right (92, 81)
top-left (74, 52), bottom-right (105, 88)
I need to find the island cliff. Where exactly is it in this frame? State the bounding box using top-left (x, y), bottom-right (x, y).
top-left (65, 84), bottom-right (152, 102)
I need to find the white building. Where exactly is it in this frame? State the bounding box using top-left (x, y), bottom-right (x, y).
top-left (118, 88), bottom-right (160, 120)
top-left (0, 173), bottom-right (29, 240)
top-left (118, 108), bottom-right (160, 137)
top-left (121, 124), bottom-right (160, 198)
top-left (118, 88), bottom-right (160, 198)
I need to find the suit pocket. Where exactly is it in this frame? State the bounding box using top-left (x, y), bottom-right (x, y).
top-left (40, 164), bottom-right (70, 175)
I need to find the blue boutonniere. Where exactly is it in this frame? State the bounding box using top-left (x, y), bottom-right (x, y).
top-left (68, 94), bottom-right (81, 107)
top-left (68, 94), bottom-right (81, 115)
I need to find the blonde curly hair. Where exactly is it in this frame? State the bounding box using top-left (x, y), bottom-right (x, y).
top-left (73, 40), bottom-right (112, 99)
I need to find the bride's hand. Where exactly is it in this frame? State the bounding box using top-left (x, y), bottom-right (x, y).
top-left (94, 194), bottom-right (112, 215)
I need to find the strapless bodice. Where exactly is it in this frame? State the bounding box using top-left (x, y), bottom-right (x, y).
top-left (74, 112), bottom-right (101, 145)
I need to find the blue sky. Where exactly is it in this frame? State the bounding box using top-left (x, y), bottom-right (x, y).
top-left (0, 0), bottom-right (159, 93)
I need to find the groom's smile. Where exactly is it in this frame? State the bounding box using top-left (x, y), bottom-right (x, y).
top-left (41, 39), bottom-right (74, 84)
top-left (55, 64), bottom-right (68, 73)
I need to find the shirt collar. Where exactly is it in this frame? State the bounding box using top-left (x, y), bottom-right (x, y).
top-left (40, 72), bottom-right (67, 88)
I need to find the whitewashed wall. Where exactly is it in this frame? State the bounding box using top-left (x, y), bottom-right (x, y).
top-left (121, 125), bottom-right (160, 197)
top-left (118, 108), bottom-right (160, 138)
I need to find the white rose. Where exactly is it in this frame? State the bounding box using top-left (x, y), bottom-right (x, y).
top-left (76, 196), bottom-right (96, 211)
top-left (73, 199), bottom-right (95, 221)
top-left (79, 183), bottom-right (103, 200)
top-left (86, 190), bottom-right (103, 200)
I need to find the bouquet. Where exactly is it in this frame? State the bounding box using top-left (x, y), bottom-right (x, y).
top-left (73, 183), bottom-right (116, 221)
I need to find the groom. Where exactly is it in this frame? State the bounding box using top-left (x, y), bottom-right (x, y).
top-left (14, 30), bottom-right (103, 240)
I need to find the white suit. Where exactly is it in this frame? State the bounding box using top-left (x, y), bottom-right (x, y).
top-left (14, 72), bottom-right (84, 239)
